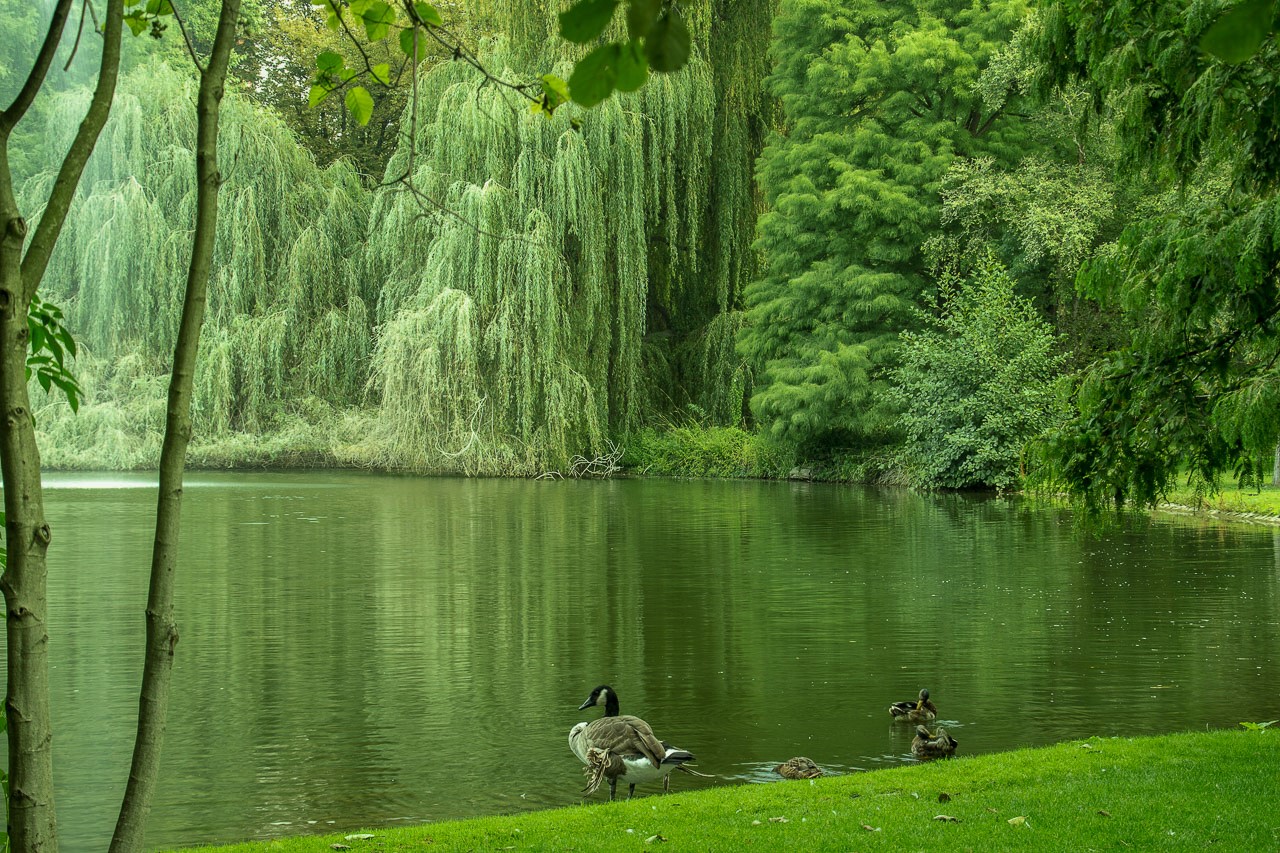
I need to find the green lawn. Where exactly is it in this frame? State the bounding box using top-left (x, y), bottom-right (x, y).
top-left (1162, 481), bottom-right (1280, 519)
top-left (171, 729), bottom-right (1279, 852)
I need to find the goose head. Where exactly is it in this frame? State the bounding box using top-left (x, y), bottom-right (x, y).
top-left (917, 688), bottom-right (930, 709)
top-left (579, 684), bottom-right (620, 716)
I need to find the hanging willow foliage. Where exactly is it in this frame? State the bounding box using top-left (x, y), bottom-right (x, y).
top-left (25, 63), bottom-right (372, 465)
top-left (25, 6), bottom-right (776, 473)
top-left (358, 4), bottom-right (785, 473)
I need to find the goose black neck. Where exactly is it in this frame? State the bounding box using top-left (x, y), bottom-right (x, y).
top-left (603, 690), bottom-right (620, 717)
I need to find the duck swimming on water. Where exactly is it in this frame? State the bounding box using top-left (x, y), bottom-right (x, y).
top-left (889, 688), bottom-right (938, 724)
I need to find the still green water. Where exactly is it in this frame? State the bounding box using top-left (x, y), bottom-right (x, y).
top-left (15, 472), bottom-right (1280, 850)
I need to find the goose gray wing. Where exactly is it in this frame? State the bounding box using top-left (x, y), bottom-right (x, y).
top-left (584, 714), bottom-right (665, 769)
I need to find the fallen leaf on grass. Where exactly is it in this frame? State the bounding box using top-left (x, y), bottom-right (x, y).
top-left (751, 820), bottom-right (762, 826)
top-left (849, 793), bottom-right (862, 800)
top-left (1098, 810), bottom-right (1111, 817)
top-left (861, 824), bottom-right (881, 832)
top-left (986, 807), bottom-right (999, 814)
top-left (329, 846), bottom-right (350, 851)
top-left (769, 816), bottom-right (789, 823)
top-left (645, 834), bottom-right (667, 843)
top-left (938, 792), bottom-right (952, 802)
top-left (933, 815), bottom-right (961, 823)
top-left (1008, 816), bottom-right (1030, 827)
top-left (344, 835), bottom-right (375, 841)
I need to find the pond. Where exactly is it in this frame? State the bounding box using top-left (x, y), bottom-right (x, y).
top-left (10, 473), bottom-right (1279, 850)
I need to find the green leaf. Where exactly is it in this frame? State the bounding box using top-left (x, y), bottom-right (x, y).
top-left (308, 81), bottom-right (332, 108)
top-left (559, 0), bottom-right (619, 44)
top-left (345, 86), bottom-right (374, 125)
top-left (29, 324), bottom-right (45, 356)
top-left (626, 0), bottom-right (661, 39)
top-left (400, 27), bottom-right (427, 56)
top-left (144, 0), bottom-right (174, 15)
top-left (616, 38), bottom-right (648, 91)
top-left (372, 63), bottom-right (391, 85)
top-left (413, 1), bottom-right (442, 26)
top-left (1201, 0), bottom-right (1274, 63)
top-left (36, 372), bottom-right (51, 394)
top-left (540, 73), bottom-right (571, 110)
top-left (643, 8), bottom-right (690, 72)
top-left (316, 50), bottom-right (344, 73)
top-left (360, 0), bottom-right (395, 41)
top-left (569, 42), bottom-right (620, 107)
top-left (316, 0), bottom-right (342, 31)
top-left (124, 12), bottom-right (148, 36)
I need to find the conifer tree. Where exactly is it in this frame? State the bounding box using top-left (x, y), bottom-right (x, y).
top-left (741, 0), bottom-right (1033, 454)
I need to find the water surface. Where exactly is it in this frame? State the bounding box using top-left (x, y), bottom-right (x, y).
top-left (10, 473), bottom-right (1278, 850)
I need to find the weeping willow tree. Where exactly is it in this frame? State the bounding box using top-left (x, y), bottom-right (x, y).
top-left (23, 64), bottom-right (373, 466)
top-left (24, 4), bottom-right (776, 475)
top-left (363, 2), bottom-right (775, 474)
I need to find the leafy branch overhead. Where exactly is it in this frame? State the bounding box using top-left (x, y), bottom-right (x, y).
top-left (559, 0), bottom-right (691, 107)
top-left (27, 297), bottom-right (83, 414)
top-left (308, 0), bottom-right (691, 125)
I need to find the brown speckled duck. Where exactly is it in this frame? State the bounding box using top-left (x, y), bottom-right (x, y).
top-left (773, 756), bottom-right (823, 779)
top-left (889, 688), bottom-right (938, 724)
top-left (911, 725), bottom-right (958, 759)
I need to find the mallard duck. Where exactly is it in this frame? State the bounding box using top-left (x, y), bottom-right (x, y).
top-left (773, 756), bottom-right (823, 779)
top-left (570, 685), bottom-right (698, 800)
top-left (911, 725), bottom-right (958, 759)
top-left (889, 688), bottom-right (938, 724)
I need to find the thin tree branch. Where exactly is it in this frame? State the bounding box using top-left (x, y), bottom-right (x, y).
top-left (19, 0), bottom-right (124, 304)
top-left (63, 0), bottom-right (91, 72)
top-left (168, 0), bottom-right (207, 74)
top-left (1, 0), bottom-right (75, 133)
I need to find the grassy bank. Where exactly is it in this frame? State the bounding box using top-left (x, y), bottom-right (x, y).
top-left (1162, 480), bottom-right (1280, 520)
top-left (622, 425), bottom-right (903, 483)
top-left (172, 729), bottom-right (1278, 852)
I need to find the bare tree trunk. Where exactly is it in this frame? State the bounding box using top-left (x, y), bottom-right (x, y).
top-left (0, 1), bottom-right (123, 848)
top-left (108, 1), bottom-right (241, 849)
top-left (1272, 441), bottom-right (1279, 487)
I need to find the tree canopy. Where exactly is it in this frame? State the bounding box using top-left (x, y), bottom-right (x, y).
top-left (740, 0), bottom-right (1034, 455)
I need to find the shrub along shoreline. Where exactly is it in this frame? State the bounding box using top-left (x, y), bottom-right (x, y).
top-left (170, 729), bottom-right (1277, 852)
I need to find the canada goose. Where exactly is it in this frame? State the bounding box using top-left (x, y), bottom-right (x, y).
top-left (889, 688), bottom-right (938, 724)
top-left (911, 725), bottom-right (958, 759)
top-left (773, 756), bottom-right (823, 779)
top-left (570, 685), bottom-right (698, 800)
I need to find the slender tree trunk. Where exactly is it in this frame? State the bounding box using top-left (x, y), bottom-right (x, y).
top-left (0, 2), bottom-right (123, 849)
top-left (1272, 441), bottom-right (1279, 487)
top-left (109, 1), bottom-right (240, 848)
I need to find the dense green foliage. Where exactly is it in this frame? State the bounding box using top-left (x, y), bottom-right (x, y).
top-left (22, 3), bottom-right (775, 475)
top-left (890, 260), bottom-right (1066, 489)
top-left (1034, 0), bottom-right (1280, 509)
top-left (740, 0), bottom-right (1035, 454)
top-left (26, 67), bottom-right (372, 467)
top-left (18, 0), bottom-right (1271, 498)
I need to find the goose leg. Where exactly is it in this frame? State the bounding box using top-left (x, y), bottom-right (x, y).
top-left (628, 783), bottom-right (636, 799)
top-left (663, 775), bottom-right (670, 794)
top-left (608, 778), bottom-right (617, 801)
